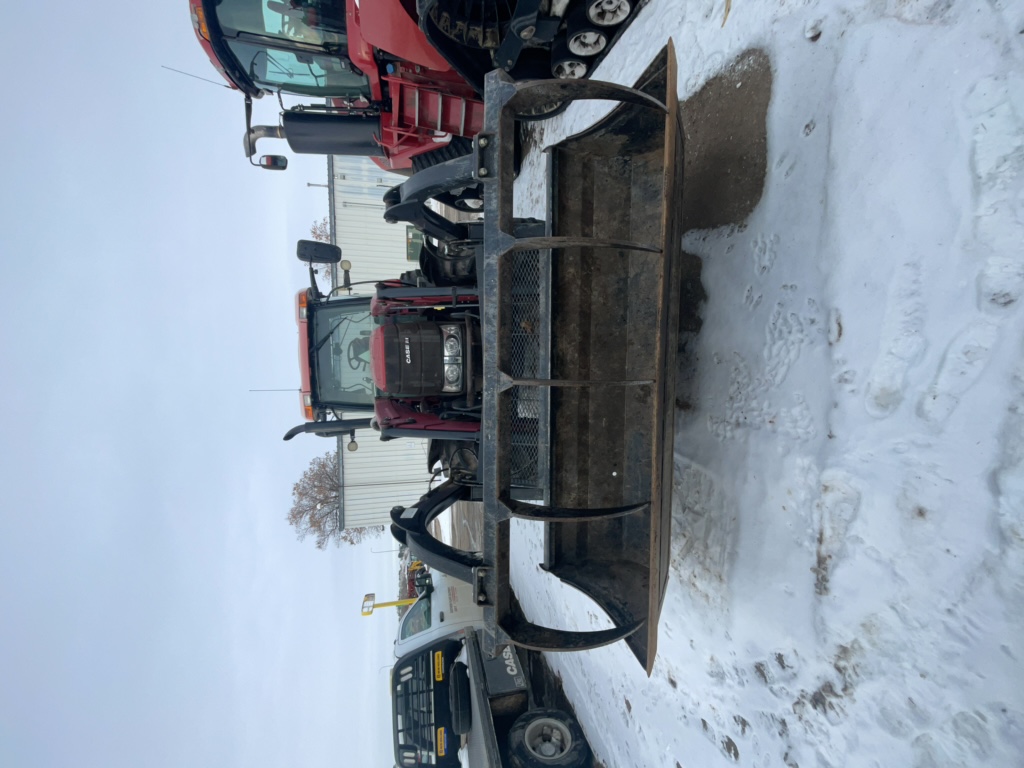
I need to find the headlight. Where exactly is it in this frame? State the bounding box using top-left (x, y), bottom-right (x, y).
top-left (441, 325), bottom-right (461, 354)
top-left (441, 325), bottom-right (463, 392)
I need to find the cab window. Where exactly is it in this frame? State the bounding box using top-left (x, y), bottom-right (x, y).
top-left (309, 298), bottom-right (377, 407)
top-left (214, 0), bottom-right (346, 47)
top-left (225, 39), bottom-right (370, 99)
top-left (398, 597), bottom-right (431, 641)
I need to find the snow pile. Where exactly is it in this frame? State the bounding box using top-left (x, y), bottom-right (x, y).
top-left (509, 1), bottom-right (1024, 765)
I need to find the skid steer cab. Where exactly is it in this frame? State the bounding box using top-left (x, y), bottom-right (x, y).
top-left (282, 238), bottom-right (484, 473)
top-left (391, 569), bottom-right (594, 768)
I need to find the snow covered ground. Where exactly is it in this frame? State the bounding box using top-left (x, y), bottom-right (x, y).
top-left (505, 1), bottom-right (1024, 766)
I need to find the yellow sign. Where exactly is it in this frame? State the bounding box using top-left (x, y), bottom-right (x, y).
top-left (436, 727), bottom-right (447, 756)
top-left (434, 651), bottom-right (444, 681)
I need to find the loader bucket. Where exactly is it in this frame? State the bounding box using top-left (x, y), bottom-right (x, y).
top-left (477, 43), bottom-right (683, 673)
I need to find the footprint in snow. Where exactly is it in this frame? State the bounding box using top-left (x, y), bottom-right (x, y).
top-left (966, 75), bottom-right (1024, 256)
top-left (752, 233), bottom-right (779, 277)
top-left (994, 363), bottom-right (1024, 556)
top-left (978, 256), bottom-right (1024, 313)
top-left (917, 320), bottom-right (998, 424)
top-left (812, 470), bottom-right (861, 596)
top-left (865, 261), bottom-right (926, 418)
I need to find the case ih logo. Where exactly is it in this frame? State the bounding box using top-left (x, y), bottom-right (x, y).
top-left (402, 336), bottom-right (412, 364)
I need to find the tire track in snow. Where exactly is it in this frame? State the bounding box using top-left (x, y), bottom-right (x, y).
top-left (670, 458), bottom-right (736, 624)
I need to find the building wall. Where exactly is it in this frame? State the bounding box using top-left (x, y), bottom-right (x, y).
top-left (340, 434), bottom-right (434, 528)
top-left (329, 156), bottom-right (429, 528)
top-left (331, 156), bottom-right (420, 281)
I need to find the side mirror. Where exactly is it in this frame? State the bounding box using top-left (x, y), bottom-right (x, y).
top-left (296, 239), bottom-right (342, 264)
top-left (414, 571), bottom-right (433, 597)
top-left (258, 155), bottom-right (288, 170)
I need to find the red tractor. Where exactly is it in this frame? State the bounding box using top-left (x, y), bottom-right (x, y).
top-left (282, 152), bottom-right (544, 484)
top-left (188, 0), bottom-right (642, 172)
top-left (282, 233), bottom-right (486, 478)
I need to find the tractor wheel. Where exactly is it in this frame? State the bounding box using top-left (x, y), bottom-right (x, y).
top-left (565, 4), bottom-right (609, 58)
top-left (585, 0), bottom-right (631, 25)
top-left (550, 36), bottom-right (588, 80)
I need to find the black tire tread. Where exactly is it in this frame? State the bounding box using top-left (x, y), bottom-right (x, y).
top-left (507, 708), bottom-right (592, 768)
top-left (411, 136), bottom-right (475, 173)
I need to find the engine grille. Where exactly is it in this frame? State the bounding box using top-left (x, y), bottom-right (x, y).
top-left (393, 652), bottom-right (438, 765)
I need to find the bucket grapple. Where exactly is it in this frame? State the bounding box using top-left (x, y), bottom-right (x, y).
top-left (391, 43), bottom-right (683, 673)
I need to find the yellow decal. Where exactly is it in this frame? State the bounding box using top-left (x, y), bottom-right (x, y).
top-left (436, 727), bottom-right (447, 756)
top-left (434, 651), bottom-right (444, 681)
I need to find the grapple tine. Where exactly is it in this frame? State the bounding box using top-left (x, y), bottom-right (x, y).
top-left (500, 495), bottom-right (650, 523)
top-left (499, 615), bottom-right (645, 653)
top-left (508, 79), bottom-right (668, 118)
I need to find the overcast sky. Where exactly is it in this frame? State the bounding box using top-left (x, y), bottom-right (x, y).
top-left (0, 4), bottom-right (402, 766)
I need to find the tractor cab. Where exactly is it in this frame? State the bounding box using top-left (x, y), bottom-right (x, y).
top-left (190, 0), bottom-right (369, 100)
top-left (189, 0), bottom-right (478, 171)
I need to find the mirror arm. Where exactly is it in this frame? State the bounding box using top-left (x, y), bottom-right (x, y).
top-left (244, 95), bottom-right (287, 160)
top-left (309, 264), bottom-right (323, 299)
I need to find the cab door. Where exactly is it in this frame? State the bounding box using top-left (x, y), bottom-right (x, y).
top-left (394, 572), bottom-right (483, 657)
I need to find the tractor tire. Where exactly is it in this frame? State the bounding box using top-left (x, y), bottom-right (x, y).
top-left (398, 268), bottom-right (427, 287)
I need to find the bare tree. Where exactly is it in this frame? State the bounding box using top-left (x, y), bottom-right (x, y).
top-left (310, 215), bottom-right (330, 243)
top-left (288, 451), bottom-right (383, 549)
top-left (309, 216), bottom-right (333, 293)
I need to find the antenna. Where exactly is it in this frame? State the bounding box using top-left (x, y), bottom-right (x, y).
top-left (161, 65), bottom-right (232, 89)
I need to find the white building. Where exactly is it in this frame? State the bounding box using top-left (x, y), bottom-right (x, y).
top-left (328, 156), bottom-right (423, 279)
top-left (326, 156), bottom-right (433, 528)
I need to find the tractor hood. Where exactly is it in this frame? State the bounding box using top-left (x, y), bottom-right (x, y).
top-left (371, 322), bottom-right (446, 397)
